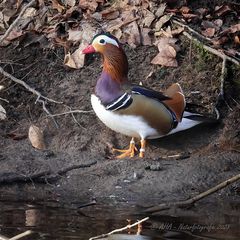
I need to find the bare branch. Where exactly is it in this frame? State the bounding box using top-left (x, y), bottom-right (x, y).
top-left (144, 173), bottom-right (240, 214)
top-left (89, 217), bottom-right (149, 240)
top-left (172, 18), bottom-right (212, 43)
top-left (9, 230), bottom-right (33, 240)
top-left (0, 0), bottom-right (36, 44)
top-left (0, 234), bottom-right (9, 240)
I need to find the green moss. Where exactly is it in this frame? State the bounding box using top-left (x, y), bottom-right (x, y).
top-left (193, 42), bottom-right (215, 71)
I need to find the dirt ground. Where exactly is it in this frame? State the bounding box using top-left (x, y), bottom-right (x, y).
top-left (0, 31), bottom-right (240, 218)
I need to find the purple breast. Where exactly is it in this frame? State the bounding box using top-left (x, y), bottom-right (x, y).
top-left (95, 71), bottom-right (123, 105)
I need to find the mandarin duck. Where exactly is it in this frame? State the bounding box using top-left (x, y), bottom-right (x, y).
top-left (82, 33), bottom-right (212, 158)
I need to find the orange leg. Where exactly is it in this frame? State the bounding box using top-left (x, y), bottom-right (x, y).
top-left (139, 139), bottom-right (146, 158)
top-left (112, 138), bottom-right (137, 159)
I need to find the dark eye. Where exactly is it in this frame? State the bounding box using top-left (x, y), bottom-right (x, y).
top-left (99, 39), bottom-right (105, 44)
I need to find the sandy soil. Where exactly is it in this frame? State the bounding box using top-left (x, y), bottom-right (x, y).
top-left (0, 34), bottom-right (239, 216)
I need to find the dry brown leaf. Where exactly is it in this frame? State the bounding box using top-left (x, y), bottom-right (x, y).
top-left (141, 0), bottom-right (149, 9)
top-left (180, 6), bottom-right (190, 14)
top-left (92, 12), bottom-right (102, 21)
top-left (64, 52), bottom-right (77, 68)
top-left (212, 36), bottom-right (228, 46)
top-left (65, 0), bottom-right (76, 7)
top-left (112, 28), bottom-right (122, 40)
top-left (71, 42), bottom-right (87, 68)
top-left (155, 3), bottom-right (166, 18)
top-left (106, 17), bottom-right (139, 33)
top-left (28, 125), bottom-right (46, 150)
top-left (214, 19), bottom-right (223, 28)
top-left (155, 26), bottom-right (182, 38)
top-left (105, 18), bottom-right (123, 32)
top-left (52, 0), bottom-right (65, 13)
top-left (234, 36), bottom-right (240, 45)
top-left (141, 28), bottom-right (151, 46)
top-left (68, 28), bottom-right (82, 42)
top-left (6, 29), bottom-right (23, 41)
top-left (122, 21), bottom-right (141, 48)
top-left (171, 26), bottom-right (184, 36)
top-left (64, 41), bottom-right (87, 69)
top-left (155, 14), bottom-right (172, 31)
top-left (202, 20), bottom-right (222, 32)
top-left (151, 37), bottom-right (178, 67)
top-left (79, 0), bottom-right (98, 12)
top-left (0, 105), bottom-right (6, 120)
top-left (230, 24), bottom-right (240, 34)
top-left (22, 7), bottom-right (37, 18)
top-left (151, 47), bottom-right (177, 67)
top-left (182, 13), bottom-right (198, 19)
top-left (202, 28), bottom-right (215, 37)
top-left (101, 9), bottom-right (120, 20)
top-left (142, 9), bottom-right (155, 27)
top-left (215, 5), bottom-right (231, 17)
top-left (2, 8), bottom-right (17, 25)
top-left (80, 22), bottom-right (96, 42)
top-left (219, 23), bottom-right (240, 36)
top-left (196, 8), bottom-right (208, 17)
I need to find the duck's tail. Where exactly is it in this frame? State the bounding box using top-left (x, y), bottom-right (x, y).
top-left (167, 108), bottom-right (220, 136)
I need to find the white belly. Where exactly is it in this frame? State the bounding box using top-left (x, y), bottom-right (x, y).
top-left (91, 94), bottom-right (158, 139)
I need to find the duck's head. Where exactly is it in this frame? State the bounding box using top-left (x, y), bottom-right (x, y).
top-left (82, 32), bottom-right (120, 54)
top-left (82, 32), bottom-right (128, 83)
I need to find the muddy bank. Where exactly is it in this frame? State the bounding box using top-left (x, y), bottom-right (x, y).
top-left (0, 36), bottom-right (240, 214)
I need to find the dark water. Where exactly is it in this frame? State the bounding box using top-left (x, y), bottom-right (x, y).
top-left (0, 199), bottom-right (239, 240)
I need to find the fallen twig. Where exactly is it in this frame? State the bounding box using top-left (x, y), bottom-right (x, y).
top-left (0, 97), bottom-right (9, 103)
top-left (77, 200), bottom-right (96, 209)
top-left (0, 66), bottom-right (62, 104)
top-left (57, 161), bottom-right (97, 175)
top-left (38, 99), bottom-right (59, 128)
top-left (220, 56), bottom-right (227, 98)
top-left (0, 0), bottom-right (36, 44)
top-left (50, 110), bottom-right (93, 117)
top-left (144, 173), bottom-right (240, 214)
top-left (89, 217), bottom-right (149, 240)
top-left (0, 66), bottom-right (63, 126)
top-left (183, 31), bottom-right (239, 65)
top-left (9, 230), bottom-right (33, 240)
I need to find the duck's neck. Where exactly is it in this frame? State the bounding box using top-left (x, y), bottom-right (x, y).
top-left (95, 47), bottom-right (129, 105)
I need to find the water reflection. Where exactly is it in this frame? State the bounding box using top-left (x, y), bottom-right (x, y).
top-left (0, 199), bottom-right (239, 240)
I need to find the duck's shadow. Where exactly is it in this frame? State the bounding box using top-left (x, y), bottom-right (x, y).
top-left (148, 122), bottom-right (221, 152)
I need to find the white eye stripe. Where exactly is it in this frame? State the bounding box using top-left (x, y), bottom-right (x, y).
top-left (93, 35), bottom-right (119, 48)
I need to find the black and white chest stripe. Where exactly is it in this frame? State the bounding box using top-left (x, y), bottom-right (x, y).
top-left (105, 93), bottom-right (133, 111)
